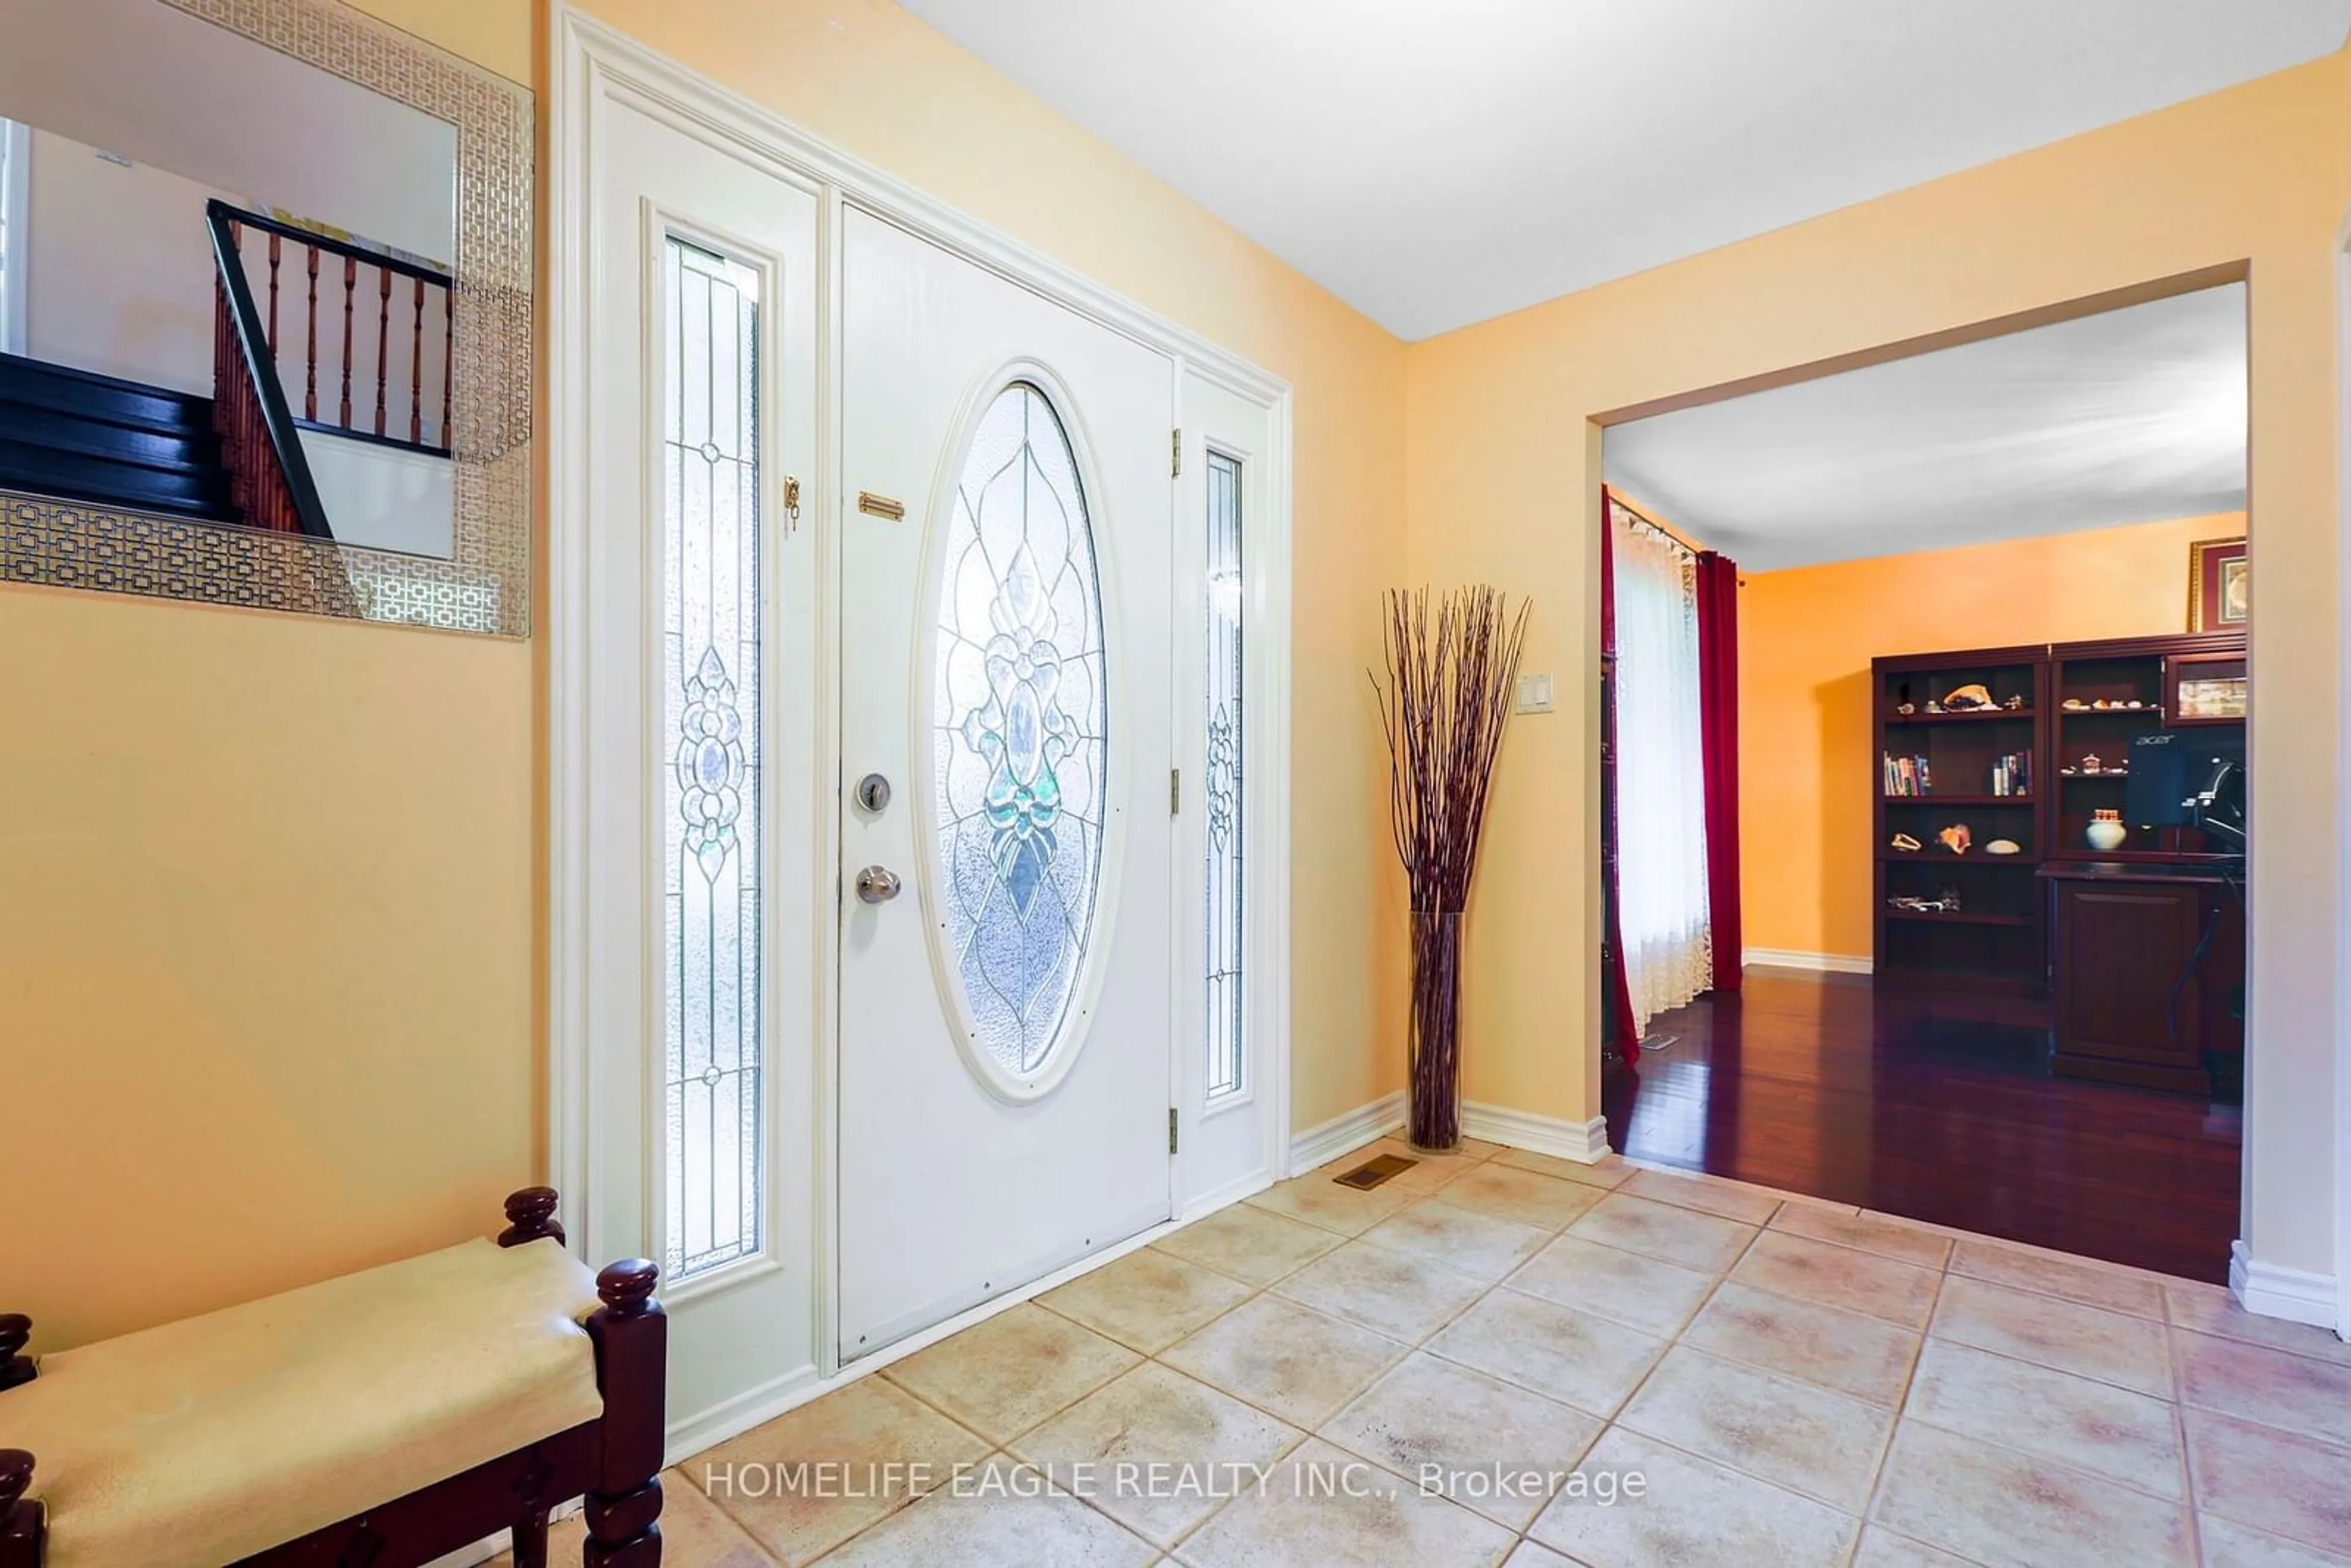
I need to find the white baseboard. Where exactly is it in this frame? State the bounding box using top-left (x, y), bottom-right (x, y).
top-left (2230, 1240), bottom-right (2342, 1329)
top-left (1463, 1101), bottom-right (1610, 1163)
top-left (1180, 1167), bottom-right (1274, 1225)
top-left (1744, 948), bottom-right (1873, 975)
top-left (1288, 1091), bottom-right (1404, 1174)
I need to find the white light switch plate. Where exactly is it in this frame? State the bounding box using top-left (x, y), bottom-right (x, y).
top-left (1515, 673), bottom-right (1555, 714)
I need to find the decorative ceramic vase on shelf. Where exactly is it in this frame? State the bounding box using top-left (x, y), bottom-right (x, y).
top-left (2086, 810), bottom-right (2128, 852)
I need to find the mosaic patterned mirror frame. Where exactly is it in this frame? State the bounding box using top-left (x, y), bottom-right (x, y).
top-left (0, 0), bottom-right (535, 637)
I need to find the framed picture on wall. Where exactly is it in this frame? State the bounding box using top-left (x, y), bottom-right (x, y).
top-left (2189, 536), bottom-right (2248, 632)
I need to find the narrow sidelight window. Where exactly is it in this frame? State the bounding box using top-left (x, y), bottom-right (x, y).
top-left (661, 235), bottom-right (764, 1282)
top-left (1204, 451), bottom-right (1246, 1099)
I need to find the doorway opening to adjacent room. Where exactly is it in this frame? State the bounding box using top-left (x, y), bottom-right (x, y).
top-left (1595, 276), bottom-right (2251, 1283)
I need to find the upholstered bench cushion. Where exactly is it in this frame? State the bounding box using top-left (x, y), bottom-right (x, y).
top-left (2, 1237), bottom-right (606, 1568)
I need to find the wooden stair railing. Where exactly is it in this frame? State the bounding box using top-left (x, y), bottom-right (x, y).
top-left (217, 200), bottom-right (456, 459)
top-left (206, 200), bottom-right (332, 539)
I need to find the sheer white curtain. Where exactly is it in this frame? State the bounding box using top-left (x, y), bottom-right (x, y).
top-left (1611, 503), bottom-right (1712, 1034)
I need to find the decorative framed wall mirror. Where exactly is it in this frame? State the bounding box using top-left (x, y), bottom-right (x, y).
top-left (0, 0), bottom-right (533, 636)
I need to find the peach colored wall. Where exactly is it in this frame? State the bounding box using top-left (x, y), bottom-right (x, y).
top-left (5, 0), bottom-right (1409, 1351)
top-left (1408, 53), bottom-right (2347, 1280)
top-left (1739, 513), bottom-right (2245, 962)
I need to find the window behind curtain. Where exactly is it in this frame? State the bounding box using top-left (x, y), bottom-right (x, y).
top-left (1609, 500), bottom-right (1712, 1033)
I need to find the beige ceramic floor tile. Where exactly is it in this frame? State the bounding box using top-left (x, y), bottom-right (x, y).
top-left (1153, 1202), bottom-right (1344, 1287)
top-left (495, 1473), bottom-right (775, 1568)
top-left (1948, 1239), bottom-right (2165, 1319)
top-left (1501, 1542), bottom-right (1580, 1568)
top-left (1352, 1136), bottom-right (1484, 1193)
top-left (1357, 1198), bottom-right (1551, 1281)
top-left (688, 1376), bottom-right (986, 1564)
top-left (1850, 1525), bottom-right (1978, 1566)
top-left (1493, 1146), bottom-right (1635, 1189)
top-left (2185, 1408), bottom-right (2351, 1558)
top-left (1040, 1247), bottom-right (1253, 1354)
top-left (2165, 1283), bottom-right (2351, 1370)
top-left (1567, 1190), bottom-right (1759, 1274)
top-left (1505, 1232), bottom-right (1720, 1337)
top-left (1617, 1343), bottom-right (1895, 1512)
top-left (1768, 1203), bottom-right (1954, 1270)
top-left (1160, 1292), bottom-right (1408, 1428)
top-left (1245, 1171), bottom-right (1414, 1236)
top-left (1869, 1420), bottom-right (2194, 1567)
top-left (1011, 1362), bottom-right (1302, 1548)
top-left (1929, 1274), bottom-right (2172, 1398)
top-left (1731, 1230), bottom-right (1943, 1328)
top-left (1681, 1280), bottom-right (1922, 1406)
top-left (2199, 1512), bottom-right (2351, 1567)
top-left (1425, 1286), bottom-right (1667, 1417)
top-left (1529, 1426), bottom-right (1859, 1568)
top-left (1270, 1237), bottom-right (1487, 1341)
top-left (1437, 1162), bottom-right (1607, 1229)
top-left (2175, 1329), bottom-right (2351, 1449)
top-left (1905, 1338), bottom-right (2184, 1498)
top-left (1174, 1437), bottom-right (1517, 1568)
top-left (882, 1302), bottom-right (1139, 1443)
top-left (1619, 1165), bottom-right (1786, 1225)
top-left (1318, 1350), bottom-right (1605, 1530)
top-left (816, 1457), bottom-right (1158, 1567)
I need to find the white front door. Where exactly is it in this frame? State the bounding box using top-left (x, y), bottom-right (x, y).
top-left (836, 209), bottom-right (1176, 1360)
top-left (579, 96), bottom-right (823, 1428)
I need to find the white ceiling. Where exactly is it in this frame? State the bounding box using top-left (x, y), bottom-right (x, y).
top-left (900, 0), bottom-right (2349, 340)
top-left (1602, 284), bottom-right (2246, 571)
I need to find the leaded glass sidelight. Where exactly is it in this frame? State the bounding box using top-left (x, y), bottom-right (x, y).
top-left (1204, 451), bottom-right (1246, 1099)
top-left (934, 382), bottom-right (1109, 1079)
top-left (662, 236), bottom-right (763, 1282)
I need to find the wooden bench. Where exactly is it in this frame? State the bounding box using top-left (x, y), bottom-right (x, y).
top-left (0, 1189), bottom-right (664, 1567)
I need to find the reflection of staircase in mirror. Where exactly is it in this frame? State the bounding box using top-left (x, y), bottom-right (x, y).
top-left (0, 351), bottom-right (234, 522)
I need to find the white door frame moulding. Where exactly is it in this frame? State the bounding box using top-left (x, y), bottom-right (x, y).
top-left (2333, 208), bottom-right (2351, 1343)
top-left (547, 1), bottom-right (1299, 1442)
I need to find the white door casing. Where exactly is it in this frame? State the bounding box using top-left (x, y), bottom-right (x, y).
top-left (572, 90), bottom-right (824, 1430)
top-left (550, 6), bottom-right (1299, 1448)
top-left (835, 209), bottom-right (1176, 1359)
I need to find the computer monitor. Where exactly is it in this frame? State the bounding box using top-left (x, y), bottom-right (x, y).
top-left (2126, 730), bottom-right (2246, 838)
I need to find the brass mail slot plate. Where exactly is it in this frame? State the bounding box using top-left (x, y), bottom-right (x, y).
top-left (858, 491), bottom-right (906, 522)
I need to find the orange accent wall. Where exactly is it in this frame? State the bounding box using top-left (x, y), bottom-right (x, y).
top-left (1738, 514), bottom-right (2244, 962)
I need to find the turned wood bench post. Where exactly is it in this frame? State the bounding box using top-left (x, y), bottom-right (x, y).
top-left (583, 1261), bottom-right (664, 1567)
top-left (0, 1315), bottom-right (39, 1568)
top-left (0, 1448), bottom-right (43, 1568)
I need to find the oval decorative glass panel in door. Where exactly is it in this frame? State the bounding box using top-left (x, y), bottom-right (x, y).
top-left (932, 381), bottom-right (1110, 1082)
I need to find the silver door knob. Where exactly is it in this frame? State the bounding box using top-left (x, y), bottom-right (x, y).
top-left (854, 866), bottom-right (902, 904)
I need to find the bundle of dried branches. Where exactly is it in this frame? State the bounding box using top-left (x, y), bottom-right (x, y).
top-left (1370, 585), bottom-right (1531, 1150)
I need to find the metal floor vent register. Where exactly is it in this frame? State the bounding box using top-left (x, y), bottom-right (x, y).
top-left (1332, 1153), bottom-right (1419, 1190)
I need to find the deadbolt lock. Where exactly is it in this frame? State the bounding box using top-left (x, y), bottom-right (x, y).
top-left (855, 772), bottom-right (892, 814)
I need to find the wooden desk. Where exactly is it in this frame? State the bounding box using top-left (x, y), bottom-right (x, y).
top-left (2039, 860), bottom-right (2244, 1094)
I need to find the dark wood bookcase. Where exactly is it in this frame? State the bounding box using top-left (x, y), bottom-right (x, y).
top-left (1870, 631), bottom-right (2246, 996)
top-left (1873, 646), bottom-right (2049, 991)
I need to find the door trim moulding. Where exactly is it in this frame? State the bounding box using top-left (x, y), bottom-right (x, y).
top-left (547, 1), bottom-right (1297, 1426)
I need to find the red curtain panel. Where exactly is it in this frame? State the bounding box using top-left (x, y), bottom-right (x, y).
top-left (1599, 488), bottom-right (1643, 1063)
top-left (1695, 550), bottom-right (1743, 991)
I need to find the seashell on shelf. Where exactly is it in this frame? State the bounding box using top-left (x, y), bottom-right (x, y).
top-left (1985, 839), bottom-right (2022, 855)
top-left (1938, 824), bottom-right (1972, 855)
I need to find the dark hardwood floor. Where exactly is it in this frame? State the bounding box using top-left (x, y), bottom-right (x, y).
top-left (1602, 966), bottom-right (2243, 1283)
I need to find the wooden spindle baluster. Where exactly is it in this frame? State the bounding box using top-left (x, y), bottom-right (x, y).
top-left (267, 233), bottom-right (280, 356)
top-left (375, 266), bottom-right (391, 437)
top-left (410, 277), bottom-right (426, 446)
top-left (441, 283), bottom-right (453, 451)
top-left (305, 244), bottom-right (320, 422)
top-left (340, 254), bottom-right (356, 429)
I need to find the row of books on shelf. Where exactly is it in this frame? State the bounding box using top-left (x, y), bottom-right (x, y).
top-left (1881, 752), bottom-right (2032, 797)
